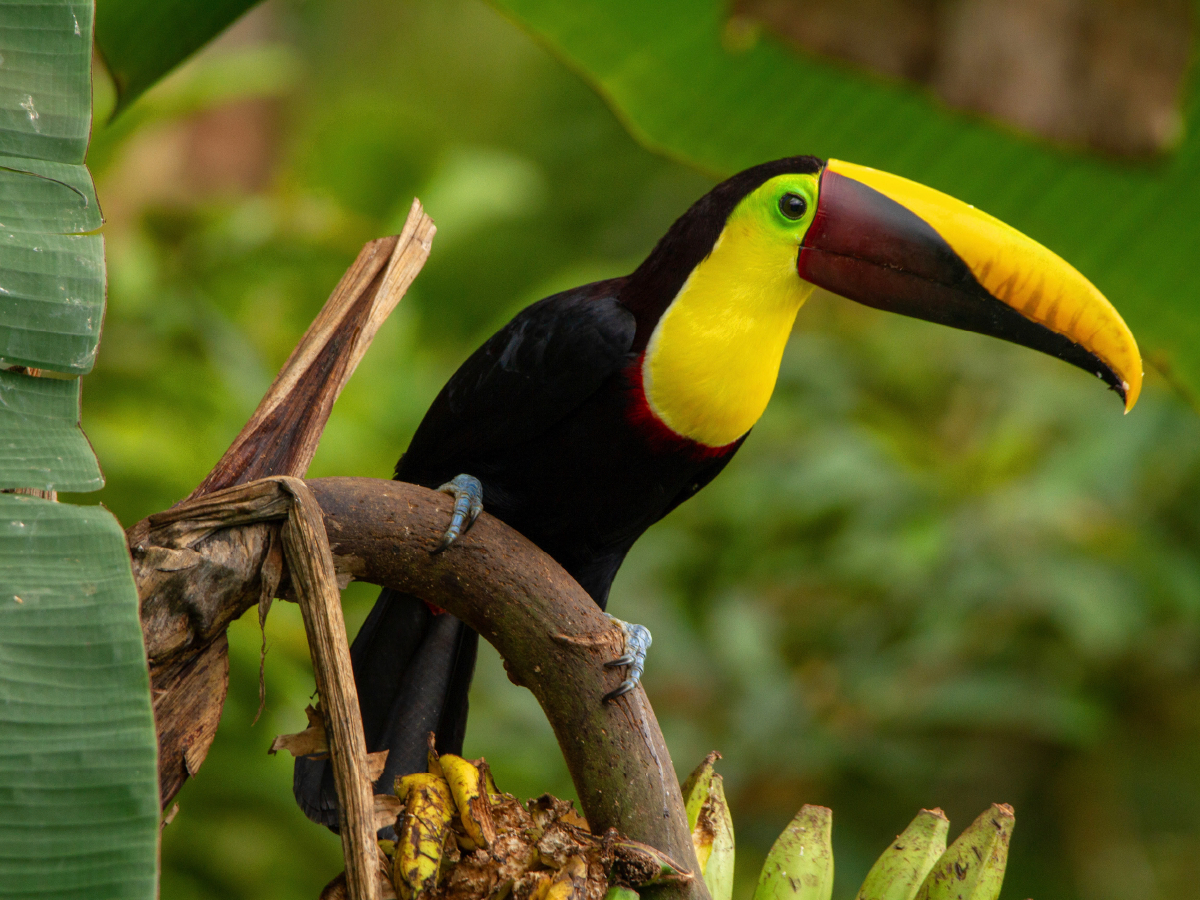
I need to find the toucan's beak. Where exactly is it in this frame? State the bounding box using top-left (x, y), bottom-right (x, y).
top-left (798, 159), bottom-right (1142, 411)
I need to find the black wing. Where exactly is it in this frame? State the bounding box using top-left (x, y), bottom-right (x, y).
top-left (396, 278), bottom-right (635, 485)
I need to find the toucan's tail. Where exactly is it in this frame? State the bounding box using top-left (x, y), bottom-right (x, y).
top-left (293, 588), bottom-right (478, 827)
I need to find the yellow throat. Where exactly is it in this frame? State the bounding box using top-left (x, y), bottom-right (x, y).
top-left (641, 211), bottom-right (814, 447)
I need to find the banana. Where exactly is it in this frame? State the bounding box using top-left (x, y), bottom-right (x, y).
top-left (440, 753), bottom-right (498, 849)
top-left (753, 805), bottom-right (833, 900)
top-left (680, 753), bottom-right (734, 900)
top-left (914, 804), bottom-right (1013, 900)
top-left (855, 809), bottom-right (949, 900)
top-left (394, 772), bottom-right (456, 900)
top-left (543, 855), bottom-right (590, 900)
top-left (681, 752), bottom-right (720, 831)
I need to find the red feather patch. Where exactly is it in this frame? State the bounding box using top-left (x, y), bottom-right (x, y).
top-left (622, 354), bottom-right (738, 461)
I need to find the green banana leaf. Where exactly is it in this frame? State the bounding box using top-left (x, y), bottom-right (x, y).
top-left (0, 367), bottom-right (102, 492)
top-left (94, 0), bottom-right (264, 113)
top-left (0, 494), bottom-right (157, 900)
top-left (0, 0), bottom-right (93, 164)
top-left (0, 1), bottom-right (159, 898)
top-left (0, 229), bottom-right (105, 375)
top-left (0, 156), bottom-right (99, 233)
top-left (491, 0), bottom-right (1200, 400)
top-left (0, 1), bottom-right (104, 377)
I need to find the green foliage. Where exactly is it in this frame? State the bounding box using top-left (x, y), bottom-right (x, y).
top-left (0, 495), bottom-right (158, 899)
top-left (492, 0), bottom-right (1200, 402)
top-left (95, 0), bottom-right (263, 112)
top-left (0, 1), bottom-right (159, 897)
top-left (0, 1), bottom-right (94, 161)
top-left (0, 2), bottom-right (104, 376)
top-left (0, 229), bottom-right (105, 373)
top-left (0, 368), bottom-right (102, 491)
top-left (83, 1), bottom-right (1200, 899)
top-left (0, 156), bottom-right (100, 232)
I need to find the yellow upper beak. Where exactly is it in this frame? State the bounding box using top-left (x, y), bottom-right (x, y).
top-left (798, 159), bottom-right (1142, 411)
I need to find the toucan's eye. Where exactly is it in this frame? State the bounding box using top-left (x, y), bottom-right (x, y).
top-left (779, 192), bottom-right (807, 220)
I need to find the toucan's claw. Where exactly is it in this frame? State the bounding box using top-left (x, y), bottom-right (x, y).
top-left (433, 474), bottom-right (484, 553)
top-left (603, 615), bottom-right (652, 701)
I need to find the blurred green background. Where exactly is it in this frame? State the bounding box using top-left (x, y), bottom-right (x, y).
top-left (79, 1), bottom-right (1200, 898)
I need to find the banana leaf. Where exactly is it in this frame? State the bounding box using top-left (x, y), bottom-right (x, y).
top-left (0, 0), bottom-right (93, 164)
top-left (0, 2), bottom-right (158, 897)
top-left (0, 494), bottom-right (157, 900)
top-left (95, 0), bottom-right (264, 112)
top-left (0, 367), bottom-right (102, 492)
top-left (0, 1), bottom-right (104, 377)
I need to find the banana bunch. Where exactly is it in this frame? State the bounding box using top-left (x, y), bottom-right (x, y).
top-left (679, 755), bottom-right (1014, 900)
top-left (377, 743), bottom-right (691, 900)
top-left (387, 745), bottom-right (498, 900)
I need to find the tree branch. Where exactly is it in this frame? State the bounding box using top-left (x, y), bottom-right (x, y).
top-left (308, 476), bottom-right (701, 900)
top-left (133, 474), bottom-right (707, 900)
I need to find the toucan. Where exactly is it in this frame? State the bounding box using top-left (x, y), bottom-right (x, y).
top-left (294, 156), bottom-right (1141, 826)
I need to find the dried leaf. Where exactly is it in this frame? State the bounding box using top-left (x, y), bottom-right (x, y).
top-left (268, 704), bottom-right (328, 758)
top-left (376, 794), bottom-right (404, 831)
top-left (367, 750), bottom-right (390, 783)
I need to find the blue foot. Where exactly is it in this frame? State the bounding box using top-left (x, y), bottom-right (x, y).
top-left (432, 474), bottom-right (484, 553)
top-left (603, 614), bottom-right (653, 701)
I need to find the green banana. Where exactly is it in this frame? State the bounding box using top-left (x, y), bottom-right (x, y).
top-left (914, 804), bottom-right (1013, 900)
top-left (680, 753), bottom-right (735, 900)
top-left (855, 809), bottom-right (949, 900)
top-left (681, 752), bottom-right (720, 831)
top-left (753, 805), bottom-right (833, 900)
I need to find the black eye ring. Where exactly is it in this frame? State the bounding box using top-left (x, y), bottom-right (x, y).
top-left (779, 192), bottom-right (807, 220)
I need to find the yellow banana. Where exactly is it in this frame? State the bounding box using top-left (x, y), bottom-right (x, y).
top-left (914, 805), bottom-right (1013, 900)
top-left (753, 805), bottom-right (833, 900)
top-left (440, 753), bottom-right (497, 848)
top-left (680, 753), bottom-right (734, 900)
top-left (542, 855), bottom-right (589, 900)
top-left (527, 873), bottom-right (553, 900)
top-left (855, 809), bottom-right (949, 900)
top-left (394, 772), bottom-right (456, 900)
